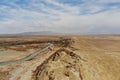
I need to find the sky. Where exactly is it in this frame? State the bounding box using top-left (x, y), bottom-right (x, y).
top-left (0, 0), bottom-right (120, 34)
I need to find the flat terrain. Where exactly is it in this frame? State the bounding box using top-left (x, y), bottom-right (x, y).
top-left (0, 35), bottom-right (120, 80)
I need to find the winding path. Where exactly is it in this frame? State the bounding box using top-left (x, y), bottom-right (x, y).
top-left (0, 43), bottom-right (53, 66)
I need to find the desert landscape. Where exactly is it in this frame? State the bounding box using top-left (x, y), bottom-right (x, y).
top-left (0, 0), bottom-right (120, 80)
top-left (0, 35), bottom-right (120, 80)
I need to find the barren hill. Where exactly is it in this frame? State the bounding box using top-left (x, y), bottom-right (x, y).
top-left (0, 35), bottom-right (120, 80)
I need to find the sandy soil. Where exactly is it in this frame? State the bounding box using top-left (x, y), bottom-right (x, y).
top-left (0, 35), bottom-right (120, 80)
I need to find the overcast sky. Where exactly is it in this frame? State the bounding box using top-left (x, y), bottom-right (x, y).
top-left (0, 0), bottom-right (120, 34)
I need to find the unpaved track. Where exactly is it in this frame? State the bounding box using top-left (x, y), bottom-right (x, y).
top-left (0, 43), bottom-right (53, 66)
top-left (9, 47), bottom-right (59, 80)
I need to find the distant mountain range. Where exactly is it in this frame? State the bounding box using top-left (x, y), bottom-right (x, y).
top-left (20, 31), bottom-right (61, 35)
top-left (0, 31), bottom-right (120, 37)
top-left (0, 31), bottom-right (64, 36)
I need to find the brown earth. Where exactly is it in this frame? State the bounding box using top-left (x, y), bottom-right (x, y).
top-left (0, 35), bottom-right (120, 80)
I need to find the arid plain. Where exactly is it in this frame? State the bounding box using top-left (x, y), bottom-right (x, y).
top-left (0, 35), bottom-right (120, 80)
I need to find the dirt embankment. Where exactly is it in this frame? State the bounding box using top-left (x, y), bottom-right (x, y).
top-left (32, 48), bottom-right (85, 80)
top-left (32, 36), bottom-right (120, 80)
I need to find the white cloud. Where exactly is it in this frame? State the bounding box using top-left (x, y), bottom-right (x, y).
top-left (0, 0), bottom-right (120, 34)
top-left (97, 0), bottom-right (120, 3)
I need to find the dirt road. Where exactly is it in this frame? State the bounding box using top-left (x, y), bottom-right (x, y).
top-left (0, 43), bottom-right (53, 66)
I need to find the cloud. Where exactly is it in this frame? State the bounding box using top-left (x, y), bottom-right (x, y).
top-left (0, 0), bottom-right (120, 34)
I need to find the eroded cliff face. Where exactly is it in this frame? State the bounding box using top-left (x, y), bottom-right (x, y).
top-left (33, 49), bottom-right (85, 80)
top-left (33, 36), bottom-right (120, 80)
